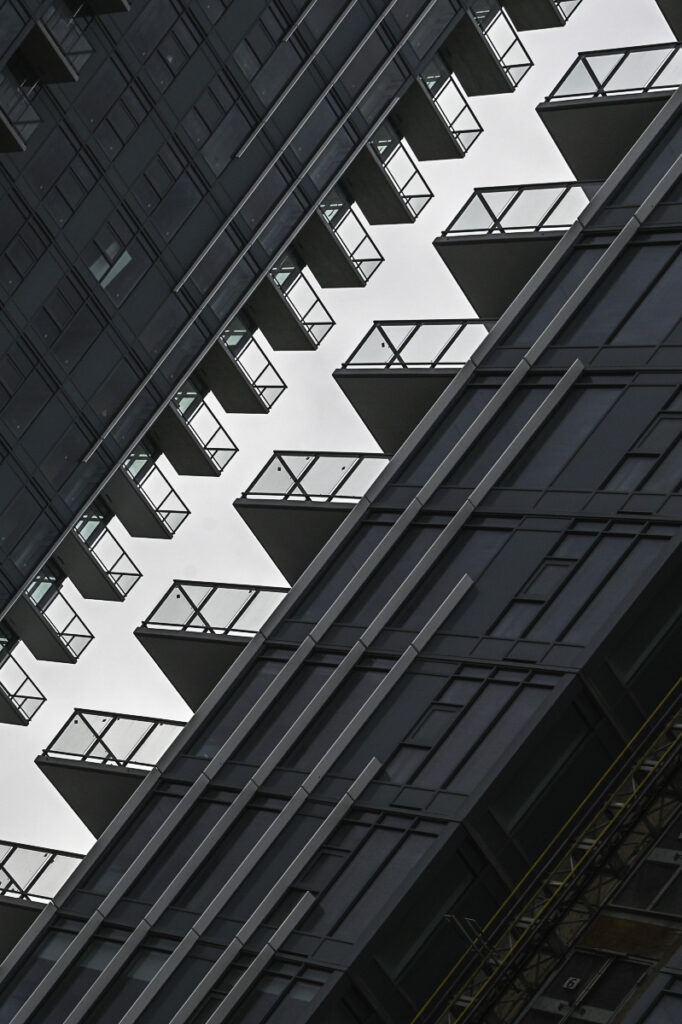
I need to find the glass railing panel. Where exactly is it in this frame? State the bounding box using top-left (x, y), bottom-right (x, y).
top-left (142, 582), bottom-right (287, 636)
top-left (335, 457), bottom-right (388, 499)
top-left (233, 337), bottom-right (286, 410)
top-left (122, 447), bottom-right (189, 534)
top-left (298, 455), bottom-right (365, 500)
top-left (369, 124), bottom-right (433, 219)
top-left (171, 385), bottom-right (237, 472)
top-left (0, 74), bottom-right (41, 146)
top-left (45, 710), bottom-right (184, 770)
top-left (25, 572), bottom-right (93, 659)
top-left (244, 453), bottom-right (388, 502)
top-left (443, 184), bottom-right (590, 235)
top-left (0, 637), bottom-right (45, 722)
top-left (549, 44), bottom-right (682, 101)
top-left (269, 253), bottom-right (334, 345)
top-left (319, 188), bottom-right (384, 282)
top-left (73, 511), bottom-right (141, 597)
top-left (0, 842), bottom-right (81, 903)
top-left (471, 1), bottom-right (532, 86)
top-left (421, 57), bottom-right (483, 153)
top-left (41, 4), bottom-right (93, 73)
top-left (233, 588), bottom-right (286, 633)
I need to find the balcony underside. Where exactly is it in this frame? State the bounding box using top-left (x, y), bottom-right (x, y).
top-left (342, 148), bottom-right (414, 224)
top-left (135, 628), bottom-right (248, 711)
top-left (0, 897), bottom-right (42, 961)
top-left (294, 215), bottom-right (365, 289)
top-left (234, 499), bottom-right (353, 584)
top-left (149, 406), bottom-right (220, 478)
top-left (19, 23), bottom-right (78, 84)
top-left (245, 278), bottom-right (318, 351)
top-left (197, 342), bottom-right (266, 414)
top-left (0, 110), bottom-right (26, 154)
top-left (538, 94), bottom-right (671, 181)
top-left (36, 756), bottom-right (144, 838)
top-left (5, 596), bottom-right (75, 664)
top-left (334, 369), bottom-right (457, 454)
top-left (55, 533), bottom-right (123, 602)
top-left (655, 0), bottom-right (682, 40)
top-left (102, 471), bottom-right (172, 540)
top-left (440, 16), bottom-right (513, 96)
top-left (434, 232), bottom-right (562, 319)
top-left (394, 81), bottom-right (466, 161)
top-left (502, 0), bottom-right (564, 30)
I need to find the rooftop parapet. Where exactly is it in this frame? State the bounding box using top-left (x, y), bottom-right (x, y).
top-left (36, 710), bottom-right (185, 836)
top-left (5, 566), bottom-right (93, 664)
top-left (246, 251), bottom-right (335, 351)
top-left (538, 44), bottom-right (682, 179)
top-left (136, 581), bottom-right (287, 709)
top-left (395, 55), bottom-right (483, 161)
top-left (502, 0), bottom-right (584, 31)
top-left (235, 452), bottom-right (387, 583)
top-left (435, 182), bottom-right (594, 318)
top-left (440, 0), bottom-right (533, 96)
top-left (335, 320), bottom-right (489, 453)
top-left (342, 121), bottom-right (433, 224)
top-left (102, 444), bottom-right (190, 540)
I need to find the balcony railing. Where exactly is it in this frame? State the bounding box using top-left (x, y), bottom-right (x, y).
top-left (73, 510), bottom-right (141, 598)
top-left (0, 74), bottom-right (40, 149)
top-left (420, 56), bottom-right (483, 154)
top-left (219, 319), bottom-right (286, 410)
top-left (547, 43), bottom-right (682, 102)
top-left (471, 0), bottom-right (532, 87)
top-left (43, 710), bottom-right (185, 771)
top-left (0, 841), bottom-right (81, 904)
top-left (122, 445), bottom-right (189, 535)
top-left (343, 320), bottom-right (489, 370)
top-left (368, 123), bottom-right (433, 219)
top-left (24, 572), bottom-right (93, 660)
top-left (0, 634), bottom-right (46, 723)
top-left (171, 384), bottom-right (237, 472)
top-left (243, 452), bottom-right (388, 503)
top-left (141, 581), bottom-right (287, 637)
top-left (442, 182), bottom-right (592, 236)
top-left (318, 187), bottom-right (384, 283)
top-left (268, 253), bottom-right (334, 346)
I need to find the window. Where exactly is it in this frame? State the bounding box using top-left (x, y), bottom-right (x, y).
top-left (603, 410), bottom-right (682, 494)
top-left (87, 224), bottom-right (150, 307)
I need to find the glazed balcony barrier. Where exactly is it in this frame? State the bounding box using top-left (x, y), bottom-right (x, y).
top-left (435, 182), bottom-right (594, 318)
top-left (539, 44), bottom-right (682, 179)
top-left (56, 507), bottom-right (141, 602)
top-left (220, 319), bottom-right (286, 410)
top-left (235, 452), bottom-right (388, 583)
top-left (4, 568), bottom-right (93, 664)
top-left (395, 55), bottom-right (483, 161)
top-left (0, 74), bottom-right (40, 152)
top-left (343, 121), bottom-right (433, 224)
top-left (37, 710), bottom-right (186, 836)
top-left (440, 0), bottom-right (532, 96)
top-left (335, 320), bottom-right (489, 454)
top-left (197, 315), bottom-right (286, 415)
top-left (19, 4), bottom-right (93, 84)
top-left (296, 186), bottom-right (384, 288)
top-left (103, 444), bottom-right (190, 539)
top-left (0, 632), bottom-right (45, 725)
top-left (150, 382), bottom-right (238, 477)
top-left (502, 0), bottom-right (583, 31)
top-left (136, 582), bottom-right (288, 708)
top-left (0, 840), bottom-right (82, 958)
top-left (245, 251), bottom-right (335, 351)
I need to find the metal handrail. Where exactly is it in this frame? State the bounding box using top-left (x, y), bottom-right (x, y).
top-left (171, 385), bottom-right (237, 472)
top-left (0, 841), bottom-right (82, 904)
top-left (420, 56), bottom-right (483, 154)
top-left (319, 187), bottom-right (384, 282)
top-left (441, 182), bottom-right (592, 236)
top-left (122, 446), bottom-right (189, 534)
top-left (140, 581), bottom-right (288, 636)
top-left (342, 319), bottom-right (489, 369)
top-left (24, 572), bottom-right (93, 660)
top-left (42, 709), bottom-right (185, 771)
top-left (243, 451), bottom-right (388, 503)
top-left (470, 1), bottom-right (532, 87)
top-left (368, 122), bottom-right (433, 219)
top-left (0, 636), bottom-right (46, 723)
top-left (73, 511), bottom-right (141, 598)
top-left (547, 43), bottom-right (682, 102)
top-left (269, 252), bottom-right (335, 346)
top-left (219, 320), bottom-right (286, 410)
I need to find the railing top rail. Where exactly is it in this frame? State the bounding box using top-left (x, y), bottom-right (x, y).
top-left (546, 42), bottom-right (682, 102)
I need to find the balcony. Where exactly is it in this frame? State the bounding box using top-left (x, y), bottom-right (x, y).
top-left (135, 582), bottom-right (287, 709)
top-left (0, 74), bottom-right (40, 153)
top-left (5, 567), bottom-right (93, 664)
top-left (342, 121), bottom-right (433, 224)
top-left (502, 0), bottom-right (583, 31)
top-left (0, 632), bottom-right (45, 726)
top-left (0, 841), bottom-right (81, 959)
top-left (149, 381), bottom-right (237, 477)
top-left (334, 320), bottom-right (489, 453)
top-left (435, 182), bottom-right (594, 318)
top-left (538, 44), bottom-right (682, 180)
top-left (18, 5), bottom-right (93, 84)
top-left (36, 710), bottom-right (185, 836)
top-left (234, 452), bottom-right (387, 583)
top-left (294, 187), bottom-right (384, 288)
top-left (102, 445), bottom-right (189, 539)
top-left (654, 0), bottom-right (682, 40)
top-left (197, 316), bottom-right (286, 415)
top-left (394, 55), bottom-right (483, 161)
top-left (440, 0), bottom-right (532, 96)
top-left (245, 251), bottom-right (335, 350)
top-left (55, 507), bottom-right (141, 602)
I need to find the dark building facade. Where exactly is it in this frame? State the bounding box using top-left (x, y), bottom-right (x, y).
top-left (0, 13), bottom-right (681, 1024)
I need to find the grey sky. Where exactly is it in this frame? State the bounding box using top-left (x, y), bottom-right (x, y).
top-left (1, 0), bottom-right (672, 856)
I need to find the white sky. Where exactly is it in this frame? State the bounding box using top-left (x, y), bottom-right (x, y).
top-left (1, 0), bottom-right (672, 857)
